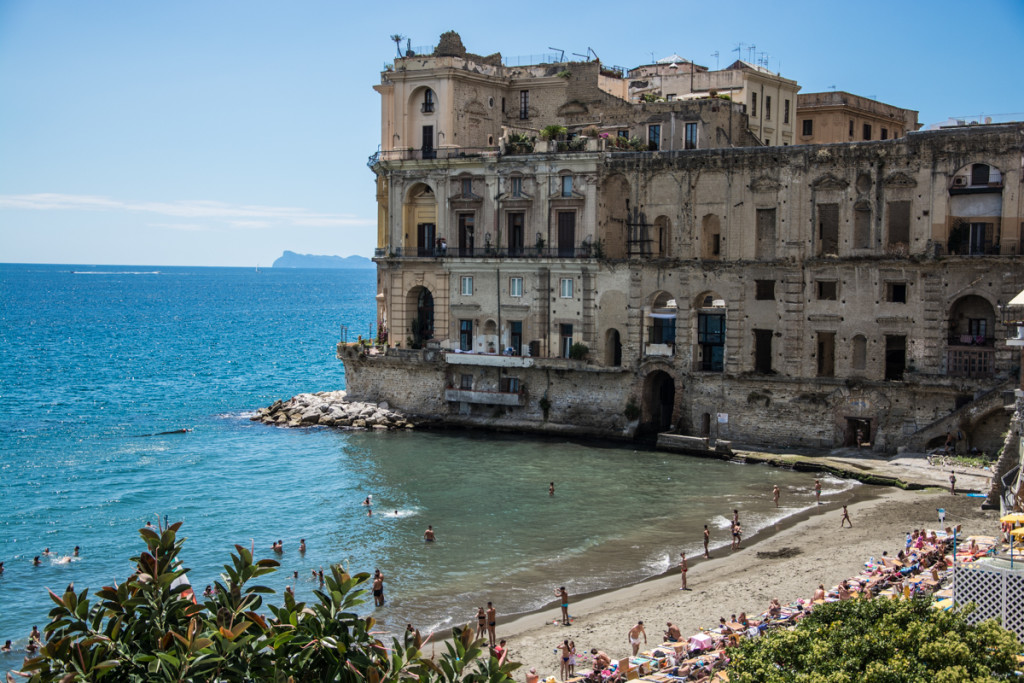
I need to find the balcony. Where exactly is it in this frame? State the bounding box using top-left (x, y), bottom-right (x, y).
top-left (378, 245), bottom-right (598, 260)
top-left (446, 353), bottom-right (535, 368)
top-left (374, 147), bottom-right (500, 163)
top-left (444, 388), bottom-right (526, 406)
top-left (948, 335), bottom-right (995, 347)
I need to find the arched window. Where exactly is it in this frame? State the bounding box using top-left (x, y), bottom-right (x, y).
top-left (422, 89), bottom-right (434, 113)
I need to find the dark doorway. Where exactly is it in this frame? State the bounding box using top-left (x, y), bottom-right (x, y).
top-left (557, 211), bottom-right (575, 257)
top-left (701, 412), bottom-right (711, 437)
top-left (884, 335), bottom-right (906, 380)
top-left (412, 287), bottom-right (434, 347)
top-left (508, 212), bottom-right (525, 256)
top-left (510, 321), bottom-right (522, 355)
top-left (459, 319), bottom-right (473, 351)
top-left (417, 222), bottom-right (436, 257)
top-left (606, 328), bottom-right (622, 367)
top-left (422, 125), bottom-right (435, 159)
top-left (560, 323), bottom-right (573, 358)
top-left (754, 329), bottom-right (774, 373)
top-left (642, 370), bottom-right (676, 433)
top-left (458, 214), bottom-right (475, 256)
top-left (844, 418), bottom-right (872, 447)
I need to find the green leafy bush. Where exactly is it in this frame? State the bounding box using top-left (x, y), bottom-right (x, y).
top-left (727, 597), bottom-right (1019, 682)
top-left (23, 523), bottom-right (520, 683)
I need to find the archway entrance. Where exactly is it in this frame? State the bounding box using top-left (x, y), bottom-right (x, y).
top-left (642, 370), bottom-right (675, 433)
top-left (605, 328), bottom-right (622, 366)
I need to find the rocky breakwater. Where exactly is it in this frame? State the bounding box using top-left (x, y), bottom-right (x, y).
top-left (252, 390), bottom-right (413, 430)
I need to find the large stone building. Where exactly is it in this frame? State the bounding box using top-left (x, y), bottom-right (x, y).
top-left (343, 33), bottom-right (1023, 454)
top-left (797, 90), bottom-right (920, 144)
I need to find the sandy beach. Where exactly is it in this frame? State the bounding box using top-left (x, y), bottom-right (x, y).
top-left (486, 486), bottom-right (998, 677)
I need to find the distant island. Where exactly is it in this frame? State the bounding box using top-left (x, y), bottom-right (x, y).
top-left (271, 251), bottom-right (374, 269)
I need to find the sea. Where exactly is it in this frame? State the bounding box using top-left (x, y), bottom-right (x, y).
top-left (0, 263), bottom-right (861, 664)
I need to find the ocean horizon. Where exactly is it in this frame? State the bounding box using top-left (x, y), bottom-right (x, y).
top-left (0, 262), bottom-right (860, 665)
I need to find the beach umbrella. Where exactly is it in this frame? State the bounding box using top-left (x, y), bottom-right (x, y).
top-left (1012, 527), bottom-right (1024, 537)
top-left (999, 513), bottom-right (1024, 523)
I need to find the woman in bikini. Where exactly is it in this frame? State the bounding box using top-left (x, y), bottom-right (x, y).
top-left (475, 606), bottom-right (487, 640)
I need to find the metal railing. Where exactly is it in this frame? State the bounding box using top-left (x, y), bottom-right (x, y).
top-left (948, 335), bottom-right (996, 347)
top-left (376, 147), bottom-right (500, 163)
top-left (377, 246), bottom-right (599, 259)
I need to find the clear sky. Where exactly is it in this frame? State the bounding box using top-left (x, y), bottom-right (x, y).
top-left (2, 0), bottom-right (1022, 267)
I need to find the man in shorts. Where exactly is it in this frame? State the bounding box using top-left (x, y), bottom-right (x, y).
top-left (627, 621), bottom-right (647, 656)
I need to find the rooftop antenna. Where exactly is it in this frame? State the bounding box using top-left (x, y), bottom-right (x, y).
top-left (747, 44), bottom-right (756, 62)
top-left (829, 84), bottom-right (837, 91)
top-left (548, 46), bottom-right (565, 62)
top-left (711, 50), bottom-right (719, 69)
top-left (587, 47), bottom-right (599, 62)
top-left (758, 51), bottom-right (769, 67)
top-left (572, 51), bottom-right (589, 62)
top-left (732, 42), bottom-right (745, 62)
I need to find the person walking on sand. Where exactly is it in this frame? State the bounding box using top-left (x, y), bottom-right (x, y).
top-left (558, 640), bottom-right (573, 679)
top-left (486, 601), bottom-right (497, 647)
top-left (627, 621), bottom-right (647, 656)
top-left (773, 485), bottom-right (780, 508)
top-left (679, 553), bottom-right (689, 590)
top-left (703, 525), bottom-right (710, 558)
top-left (949, 471), bottom-right (957, 495)
top-left (840, 505), bottom-right (853, 528)
top-left (814, 478), bottom-right (822, 505)
top-left (555, 586), bottom-right (570, 625)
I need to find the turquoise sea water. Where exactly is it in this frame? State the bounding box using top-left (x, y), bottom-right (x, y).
top-left (0, 263), bottom-right (858, 666)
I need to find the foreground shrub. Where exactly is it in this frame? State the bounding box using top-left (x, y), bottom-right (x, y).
top-left (23, 522), bottom-right (519, 683)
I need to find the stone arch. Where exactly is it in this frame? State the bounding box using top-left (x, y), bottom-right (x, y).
top-left (406, 85), bottom-right (438, 154)
top-left (641, 369), bottom-right (676, 433)
top-left (406, 285), bottom-right (435, 348)
top-left (599, 173), bottom-right (631, 258)
top-left (645, 290), bottom-right (678, 350)
top-left (948, 294), bottom-right (997, 341)
top-left (404, 183), bottom-right (438, 255)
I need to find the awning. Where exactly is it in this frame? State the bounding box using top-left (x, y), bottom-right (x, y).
top-left (649, 312), bottom-right (677, 319)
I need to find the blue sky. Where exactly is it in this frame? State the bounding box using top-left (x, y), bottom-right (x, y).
top-left (1, 0), bottom-right (1022, 267)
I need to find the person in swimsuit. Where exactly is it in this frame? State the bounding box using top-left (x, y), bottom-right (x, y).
top-left (558, 640), bottom-right (572, 679)
top-left (590, 649), bottom-right (611, 671)
top-left (949, 471), bottom-right (957, 495)
top-left (475, 606), bottom-right (487, 640)
top-left (679, 552), bottom-right (689, 590)
top-left (812, 584), bottom-right (825, 601)
top-left (299, 538), bottom-right (306, 553)
top-left (486, 601), bottom-right (497, 647)
top-left (549, 482), bottom-right (555, 496)
top-left (814, 479), bottom-right (822, 505)
top-left (627, 621), bottom-right (647, 655)
top-left (492, 639), bottom-right (507, 665)
top-left (555, 586), bottom-right (569, 625)
top-left (840, 505), bottom-right (852, 528)
top-left (664, 622), bottom-right (682, 642)
top-left (527, 668), bottom-right (540, 683)
top-left (772, 485), bottom-right (780, 508)
top-left (703, 525), bottom-right (710, 558)
top-left (372, 569), bottom-right (385, 606)
top-left (424, 525), bottom-right (435, 541)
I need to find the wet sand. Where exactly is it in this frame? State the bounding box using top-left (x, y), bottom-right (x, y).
top-left (484, 487), bottom-right (997, 677)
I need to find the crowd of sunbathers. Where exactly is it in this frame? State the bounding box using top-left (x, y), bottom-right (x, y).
top-left (553, 527), bottom-right (989, 683)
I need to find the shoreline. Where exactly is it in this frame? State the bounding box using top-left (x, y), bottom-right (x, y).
top-left (476, 486), bottom-right (997, 675)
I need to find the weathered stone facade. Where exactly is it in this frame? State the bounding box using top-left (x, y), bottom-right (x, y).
top-left (346, 34), bottom-right (1023, 453)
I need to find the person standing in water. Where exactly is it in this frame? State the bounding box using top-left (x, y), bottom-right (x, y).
top-left (549, 482), bottom-right (555, 496)
top-left (814, 478), bottom-right (822, 505)
top-left (372, 569), bottom-right (385, 606)
top-left (773, 485), bottom-right (780, 507)
top-left (424, 525), bottom-right (435, 542)
top-left (703, 525), bottom-right (710, 558)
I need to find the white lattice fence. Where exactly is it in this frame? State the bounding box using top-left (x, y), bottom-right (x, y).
top-left (954, 561), bottom-right (1024, 638)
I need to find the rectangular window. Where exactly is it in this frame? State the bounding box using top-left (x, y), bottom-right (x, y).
top-left (849, 119), bottom-right (854, 137)
top-left (557, 211), bottom-right (576, 257)
top-left (750, 92), bottom-right (757, 117)
top-left (460, 373), bottom-right (473, 389)
top-left (559, 278), bottom-right (574, 298)
top-left (756, 208), bottom-right (776, 260)
top-left (500, 377), bottom-right (520, 393)
top-left (647, 125), bottom-right (661, 151)
top-left (887, 200), bottom-right (911, 247)
top-left (519, 90), bottom-right (529, 120)
top-left (501, 97), bottom-right (505, 113)
top-left (885, 335), bottom-right (906, 380)
top-left (509, 277), bottom-right (523, 297)
top-left (886, 282), bottom-right (908, 303)
top-left (863, 123), bottom-right (872, 140)
top-left (685, 122), bottom-right (698, 149)
top-left (697, 313), bottom-right (725, 372)
top-left (510, 176), bottom-right (523, 197)
top-left (458, 213), bottom-right (475, 256)
top-left (802, 119), bottom-right (813, 136)
top-left (617, 129), bottom-right (628, 138)
top-left (461, 276), bottom-right (473, 296)
top-left (509, 321), bottom-right (522, 355)
top-left (561, 175), bottom-right (573, 197)
top-left (765, 95), bottom-right (771, 121)
top-left (817, 331), bottom-right (836, 377)
top-left (755, 279), bottom-right (775, 300)
top-left (783, 99), bottom-right (790, 124)
top-left (459, 320), bottom-right (473, 352)
top-left (881, 127), bottom-right (888, 140)
top-left (665, 93), bottom-right (676, 101)
top-left (817, 280), bottom-right (838, 300)
top-left (461, 178), bottom-right (473, 197)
